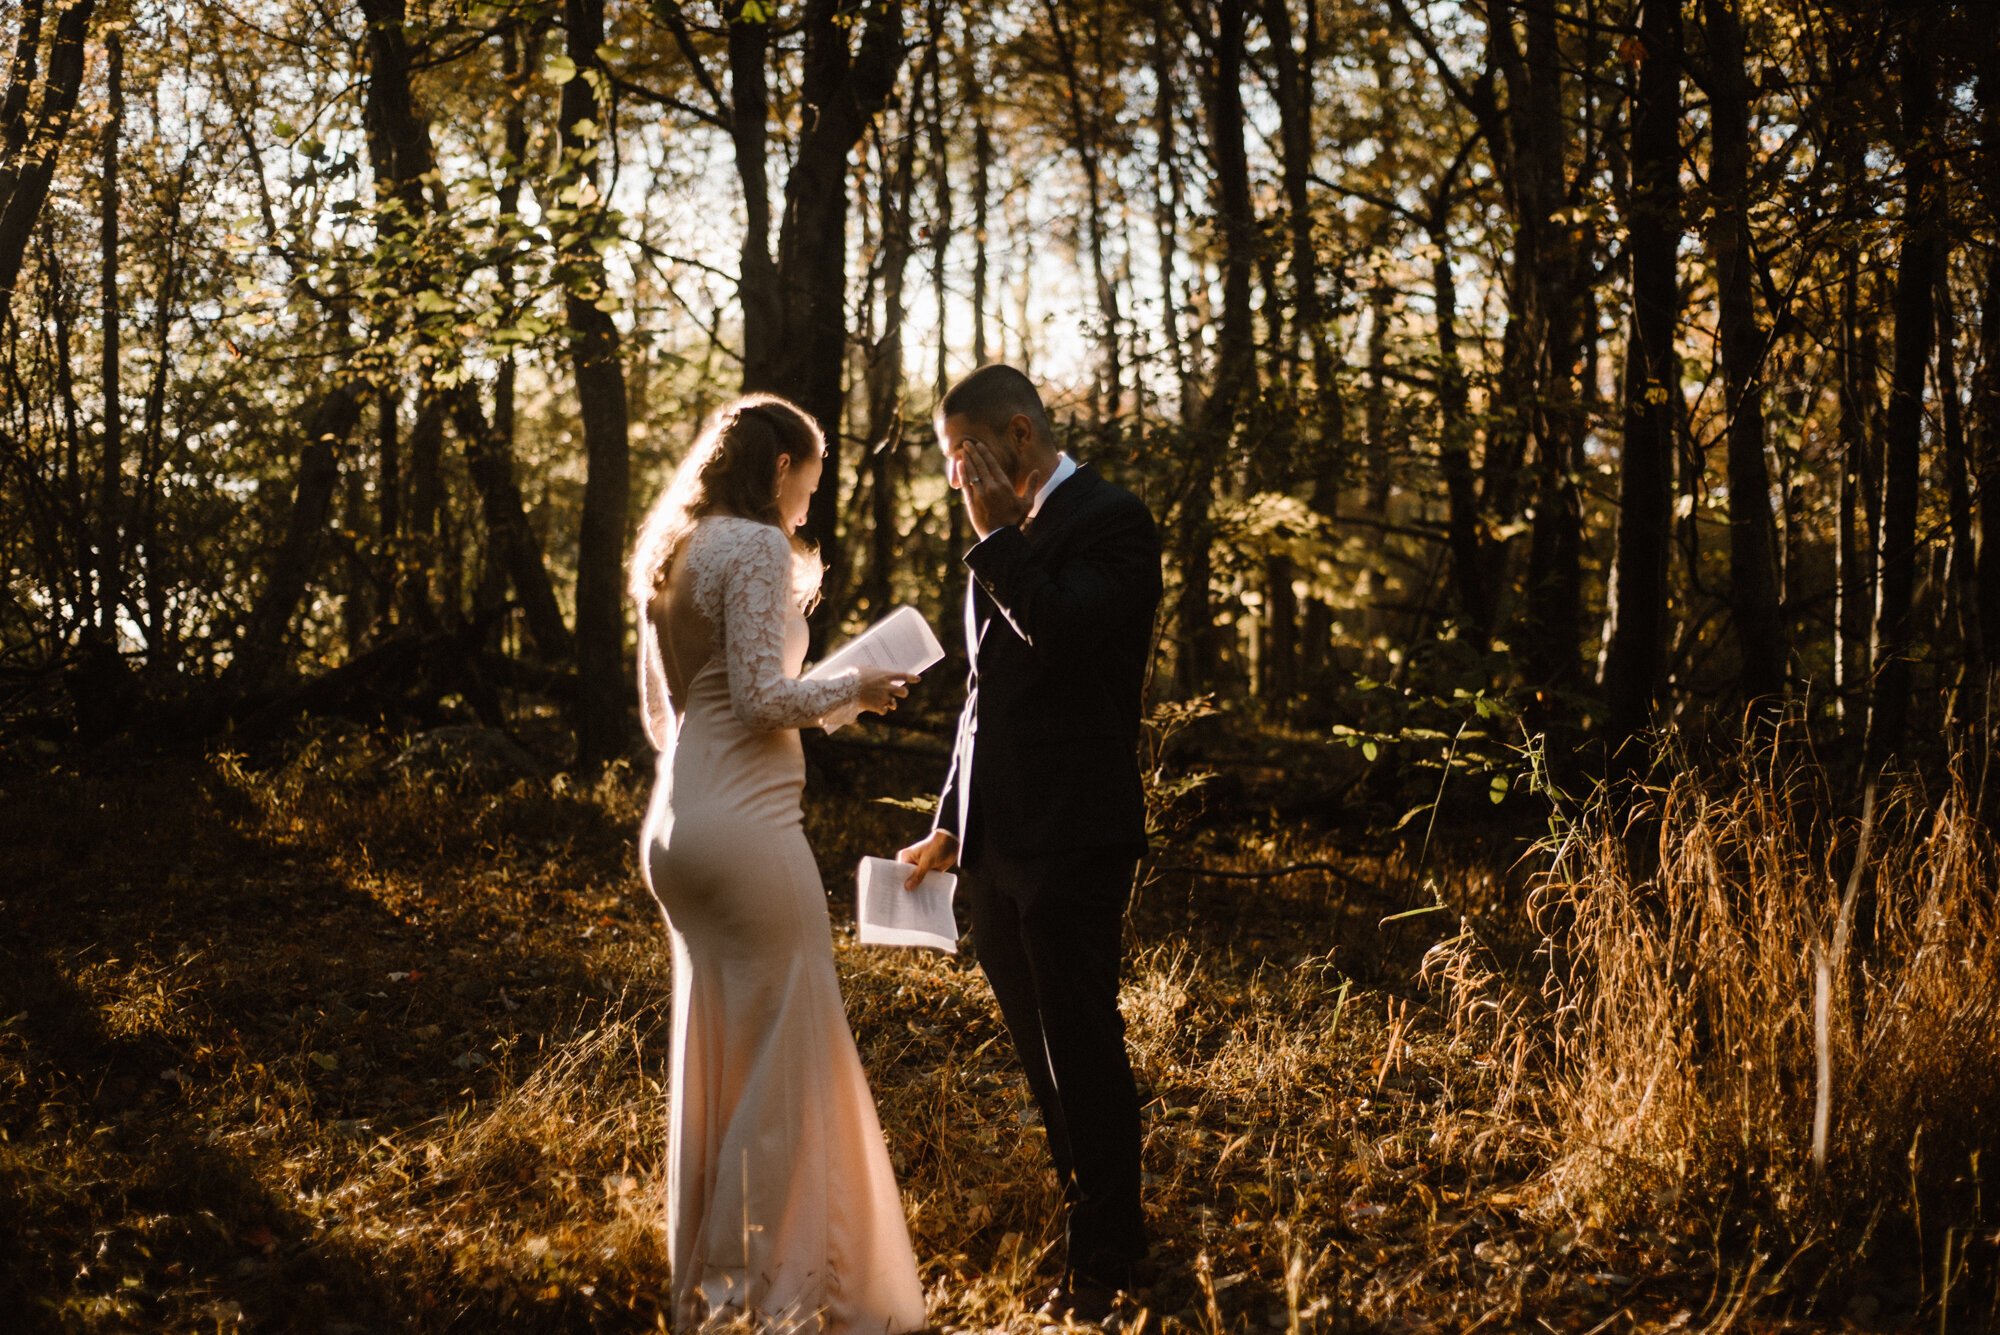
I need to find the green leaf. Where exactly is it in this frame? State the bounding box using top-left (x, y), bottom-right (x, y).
top-left (1489, 774), bottom-right (1510, 804)
top-left (1361, 740), bottom-right (1378, 763)
top-left (308, 1051), bottom-right (339, 1071)
top-left (545, 53), bottom-right (577, 84)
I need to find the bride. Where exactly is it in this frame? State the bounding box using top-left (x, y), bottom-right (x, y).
top-left (628, 394), bottom-right (927, 1334)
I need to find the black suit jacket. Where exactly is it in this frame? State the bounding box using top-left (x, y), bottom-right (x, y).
top-left (933, 464), bottom-right (1163, 862)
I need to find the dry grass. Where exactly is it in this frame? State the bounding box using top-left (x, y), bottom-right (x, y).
top-left (1427, 746), bottom-right (2000, 1328)
top-left (2, 722), bottom-right (1989, 1331)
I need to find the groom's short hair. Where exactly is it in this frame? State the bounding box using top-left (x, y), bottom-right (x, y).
top-left (940, 364), bottom-right (1051, 441)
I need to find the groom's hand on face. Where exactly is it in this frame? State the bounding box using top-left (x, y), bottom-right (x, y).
top-left (895, 829), bottom-right (958, 890)
top-left (957, 436), bottom-right (1039, 539)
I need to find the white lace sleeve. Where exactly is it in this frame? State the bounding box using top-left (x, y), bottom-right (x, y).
top-left (696, 519), bottom-right (860, 731)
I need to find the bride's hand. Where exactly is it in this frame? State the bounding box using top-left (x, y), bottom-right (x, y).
top-left (854, 667), bottom-right (914, 715)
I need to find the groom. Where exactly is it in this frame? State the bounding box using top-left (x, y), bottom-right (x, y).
top-left (898, 364), bottom-right (1162, 1322)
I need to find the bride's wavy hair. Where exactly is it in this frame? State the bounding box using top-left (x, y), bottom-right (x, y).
top-left (627, 393), bottom-right (826, 611)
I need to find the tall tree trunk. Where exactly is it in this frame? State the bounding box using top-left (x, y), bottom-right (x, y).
top-left (1355, 246), bottom-right (1395, 653)
top-left (1494, 0), bottom-right (1588, 703)
top-left (93, 26), bottom-right (123, 643)
top-left (862, 84), bottom-right (919, 619)
top-left (1604, 0), bottom-right (1682, 765)
top-left (1257, 0), bottom-right (1323, 700)
top-left (0, 0), bottom-right (94, 325)
top-left (1269, 0), bottom-right (1343, 443)
top-left (342, 468), bottom-right (374, 656)
top-left (1431, 192), bottom-right (1488, 643)
top-left (1834, 255), bottom-right (1872, 719)
top-left (1936, 253), bottom-right (1975, 676)
top-left (228, 384), bottom-right (369, 689)
top-left (1704, 0), bottom-right (1786, 721)
top-left (561, 0), bottom-right (633, 769)
top-left (1150, 8), bottom-right (1193, 418)
top-left (925, 0), bottom-right (950, 403)
top-left (1363, 254), bottom-right (1393, 489)
top-left (452, 388), bottom-right (572, 661)
top-left (1260, 0), bottom-right (1318, 382)
top-left (49, 246), bottom-right (88, 632)
top-left (1975, 14), bottom-right (2000, 678)
top-left (735, 0), bottom-right (903, 646)
top-left (134, 174), bottom-right (185, 661)
top-left (476, 20), bottom-right (571, 663)
top-left (361, 0), bottom-right (447, 628)
top-left (401, 400), bottom-right (446, 623)
top-left (1042, 0), bottom-right (1121, 428)
top-left (970, 73), bottom-right (991, 366)
top-left (1176, 0), bottom-right (1253, 697)
top-left (375, 385), bottom-right (401, 626)
top-left (1865, 5), bottom-right (1941, 770)
top-left (728, 2), bottom-right (778, 386)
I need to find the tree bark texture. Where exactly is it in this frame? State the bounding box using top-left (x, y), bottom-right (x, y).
top-left (1864, 6), bottom-right (1940, 770)
top-left (1042, 0), bottom-right (1121, 427)
top-left (1175, 0), bottom-right (1253, 697)
top-left (94, 25), bottom-right (123, 642)
top-left (561, 0), bottom-right (634, 769)
top-left (0, 0), bottom-right (96, 325)
top-left (1703, 0), bottom-right (1786, 719)
top-left (1974, 10), bottom-right (2000, 681)
top-left (735, 0), bottom-right (904, 644)
top-left (1604, 0), bottom-right (1682, 764)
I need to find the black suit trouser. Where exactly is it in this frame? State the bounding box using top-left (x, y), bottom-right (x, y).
top-left (962, 846), bottom-right (1146, 1282)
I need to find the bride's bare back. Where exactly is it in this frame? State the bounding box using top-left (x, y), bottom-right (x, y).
top-left (648, 542), bottom-right (717, 710)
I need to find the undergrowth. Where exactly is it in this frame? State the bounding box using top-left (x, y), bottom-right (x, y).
top-left (1427, 743), bottom-right (2000, 1325)
top-left (3, 721), bottom-right (1992, 1331)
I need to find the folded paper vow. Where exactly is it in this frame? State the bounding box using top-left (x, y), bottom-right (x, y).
top-left (856, 856), bottom-right (959, 952)
top-left (806, 607), bottom-right (947, 734)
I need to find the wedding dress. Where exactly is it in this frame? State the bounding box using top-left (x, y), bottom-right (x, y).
top-left (638, 515), bottom-right (927, 1335)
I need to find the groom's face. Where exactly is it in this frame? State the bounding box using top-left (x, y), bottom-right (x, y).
top-left (937, 412), bottom-right (1028, 495)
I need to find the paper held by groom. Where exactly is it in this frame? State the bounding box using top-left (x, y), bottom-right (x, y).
top-left (856, 856), bottom-right (959, 952)
top-left (805, 606), bottom-right (946, 734)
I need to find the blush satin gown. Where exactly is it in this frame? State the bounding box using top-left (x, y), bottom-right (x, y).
top-left (637, 516), bottom-right (926, 1335)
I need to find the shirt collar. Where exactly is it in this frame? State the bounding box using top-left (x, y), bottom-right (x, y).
top-left (1028, 452), bottom-right (1078, 520)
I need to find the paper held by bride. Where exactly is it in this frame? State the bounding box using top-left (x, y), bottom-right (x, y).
top-left (806, 606), bottom-right (946, 733)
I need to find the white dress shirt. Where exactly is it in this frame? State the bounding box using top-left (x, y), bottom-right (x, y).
top-left (1028, 452), bottom-right (1078, 521)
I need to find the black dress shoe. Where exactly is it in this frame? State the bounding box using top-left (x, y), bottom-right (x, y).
top-left (1036, 1273), bottom-right (1126, 1328)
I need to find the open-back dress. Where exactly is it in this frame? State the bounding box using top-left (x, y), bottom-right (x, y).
top-left (637, 515), bottom-right (926, 1335)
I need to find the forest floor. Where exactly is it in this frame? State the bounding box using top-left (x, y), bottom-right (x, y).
top-left (0, 715), bottom-right (1937, 1333)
